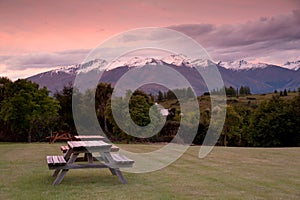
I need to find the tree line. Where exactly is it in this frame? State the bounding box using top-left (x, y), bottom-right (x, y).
top-left (211, 86), bottom-right (251, 97)
top-left (0, 77), bottom-right (299, 146)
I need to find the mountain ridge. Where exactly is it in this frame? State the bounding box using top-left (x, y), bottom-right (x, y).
top-left (27, 55), bottom-right (300, 95)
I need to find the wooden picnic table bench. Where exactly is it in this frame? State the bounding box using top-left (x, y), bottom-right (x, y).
top-left (46, 140), bottom-right (134, 185)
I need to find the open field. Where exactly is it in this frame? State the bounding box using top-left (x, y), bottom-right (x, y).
top-left (0, 143), bottom-right (299, 199)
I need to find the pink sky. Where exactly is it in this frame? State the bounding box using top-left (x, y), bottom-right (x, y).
top-left (0, 0), bottom-right (299, 79)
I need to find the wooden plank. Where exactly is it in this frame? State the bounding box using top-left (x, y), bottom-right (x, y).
top-left (53, 156), bottom-right (59, 164)
top-left (68, 141), bottom-right (112, 153)
top-left (47, 156), bottom-right (54, 164)
top-left (111, 154), bottom-right (134, 165)
top-left (58, 156), bottom-right (67, 164)
top-left (111, 145), bottom-right (119, 152)
top-left (47, 155), bottom-right (67, 170)
top-left (60, 145), bottom-right (69, 153)
top-left (47, 156), bottom-right (66, 165)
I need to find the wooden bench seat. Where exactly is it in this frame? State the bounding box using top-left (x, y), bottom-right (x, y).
top-left (60, 145), bottom-right (69, 153)
top-left (47, 156), bottom-right (67, 170)
top-left (110, 153), bottom-right (134, 168)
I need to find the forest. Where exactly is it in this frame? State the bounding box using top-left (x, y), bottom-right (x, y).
top-left (0, 77), bottom-right (299, 147)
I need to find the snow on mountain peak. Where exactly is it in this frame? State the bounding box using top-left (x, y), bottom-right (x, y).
top-left (161, 54), bottom-right (216, 68)
top-left (107, 56), bottom-right (162, 70)
top-left (218, 60), bottom-right (269, 70)
top-left (162, 54), bottom-right (190, 66)
top-left (77, 59), bottom-right (108, 73)
top-left (48, 59), bottom-right (108, 76)
top-left (46, 55), bottom-right (296, 77)
top-left (52, 64), bottom-right (78, 75)
top-left (124, 57), bottom-right (162, 67)
top-left (282, 60), bottom-right (300, 70)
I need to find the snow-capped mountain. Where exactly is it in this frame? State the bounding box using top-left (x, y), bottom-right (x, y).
top-left (77, 59), bottom-right (108, 73)
top-left (162, 54), bottom-right (190, 66)
top-left (218, 60), bottom-right (270, 71)
top-left (282, 60), bottom-right (300, 71)
top-left (44, 59), bottom-right (108, 77)
top-left (27, 55), bottom-right (300, 95)
top-left (108, 57), bottom-right (163, 70)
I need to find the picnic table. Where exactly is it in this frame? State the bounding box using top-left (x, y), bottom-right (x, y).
top-left (46, 140), bottom-right (134, 185)
top-left (46, 132), bottom-right (74, 144)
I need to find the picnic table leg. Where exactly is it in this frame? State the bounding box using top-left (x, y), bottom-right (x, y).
top-left (114, 169), bottom-right (127, 184)
top-left (52, 153), bottom-right (79, 185)
top-left (109, 168), bottom-right (117, 175)
top-left (87, 153), bottom-right (93, 163)
top-left (52, 169), bottom-right (60, 177)
top-left (100, 152), bottom-right (128, 184)
top-left (52, 148), bottom-right (73, 177)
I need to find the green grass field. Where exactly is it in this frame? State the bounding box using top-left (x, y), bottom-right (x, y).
top-left (0, 143), bottom-right (299, 199)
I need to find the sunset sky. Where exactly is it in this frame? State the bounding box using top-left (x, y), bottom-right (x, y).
top-left (1, 0), bottom-right (300, 80)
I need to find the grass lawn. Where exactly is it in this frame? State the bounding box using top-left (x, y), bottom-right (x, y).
top-left (0, 143), bottom-right (299, 200)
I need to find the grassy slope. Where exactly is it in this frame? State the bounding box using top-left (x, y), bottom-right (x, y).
top-left (0, 143), bottom-right (299, 200)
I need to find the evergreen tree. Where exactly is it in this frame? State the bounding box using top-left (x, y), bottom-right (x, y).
top-left (239, 86), bottom-right (245, 96)
top-left (226, 86), bottom-right (236, 97)
top-left (54, 85), bottom-right (76, 134)
top-left (95, 83), bottom-right (113, 132)
top-left (166, 90), bottom-right (176, 100)
top-left (157, 91), bottom-right (164, 102)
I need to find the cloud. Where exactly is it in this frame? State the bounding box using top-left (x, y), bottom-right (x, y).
top-left (169, 9), bottom-right (300, 63)
top-left (0, 48), bottom-right (92, 80)
top-left (1, 49), bottom-right (90, 71)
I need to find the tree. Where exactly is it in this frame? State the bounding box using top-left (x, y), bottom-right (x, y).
top-left (157, 91), bottom-right (164, 102)
top-left (280, 91), bottom-right (283, 96)
top-left (239, 86), bottom-right (245, 96)
top-left (105, 90), bottom-right (163, 142)
top-left (218, 106), bottom-right (241, 146)
top-left (286, 92), bottom-right (300, 146)
top-left (95, 83), bottom-right (113, 132)
top-left (0, 77), bottom-right (12, 104)
top-left (0, 79), bottom-right (60, 142)
top-left (245, 86), bottom-right (251, 95)
top-left (54, 85), bottom-right (76, 133)
top-left (166, 90), bottom-right (177, 100)
top-left (225, 86), bottom-right (236, 97)
top-left (283, 89), bottom-right (288, 96)
top-left (248, 96), bottom-right (291, 147)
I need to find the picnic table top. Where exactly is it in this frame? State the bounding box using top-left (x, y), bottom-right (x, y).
top-left (67, 140), bottom-right (112, 152)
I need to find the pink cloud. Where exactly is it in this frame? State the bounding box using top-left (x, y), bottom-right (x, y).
top-left (0, 0), bottom-right (299, 79)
